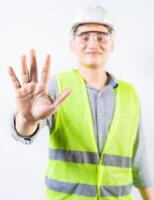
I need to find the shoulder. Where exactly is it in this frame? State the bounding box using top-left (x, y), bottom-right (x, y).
top-left (117, 80), bottom-right (135, 88)
top-left (116, 80), bottom-right (140, 103)
top-left (117, 80), bottom-right (138, 94)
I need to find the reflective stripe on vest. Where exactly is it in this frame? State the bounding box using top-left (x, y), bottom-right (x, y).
top-left (100, 184), bottom-right (132, 197)
top-left (46, 176), bottom-right (132, 197)
top-left (103, 154), bottom-right (132, 168)
top-left (49, 149), bottom-right (132, 168)
top-left (45, 176), bottom-right (97, 197)
top-left (49, 149), bottom-right (99, 164)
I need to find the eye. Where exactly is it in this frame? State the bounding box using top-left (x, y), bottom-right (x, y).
top-left (97, 32), bottom-right (109, 42)
top-left (97, 35), bottom-right (103, 41)
top-left (81, 34), bottom-right (89, 41)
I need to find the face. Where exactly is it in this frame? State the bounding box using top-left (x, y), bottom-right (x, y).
top-left (70, 23), bottom-right (114, 69)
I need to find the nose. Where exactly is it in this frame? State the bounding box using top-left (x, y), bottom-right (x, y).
top-left (87, 35), bottom-right (99, 48)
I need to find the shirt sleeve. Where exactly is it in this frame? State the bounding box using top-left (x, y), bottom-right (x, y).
top-left (132, 114), bottom-right (154, 188)
top-left (10, 75), bottom-right (58, 145)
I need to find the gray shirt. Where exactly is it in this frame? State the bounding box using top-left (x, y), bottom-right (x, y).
top-left (10, 71), bottom-right (153, 188)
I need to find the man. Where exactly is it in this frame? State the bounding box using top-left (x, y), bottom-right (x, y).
top-left (8, 6), bottom-right (154, 200)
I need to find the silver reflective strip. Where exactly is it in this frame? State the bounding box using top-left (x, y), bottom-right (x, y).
top-left (49, 149), bottom-right (99, 164)
top-left (45, 176), bottom-right (97, 197)
top-left (101, 184), bottom-right (132, 197)
top-left (103, 154), bottom-right (132, 168)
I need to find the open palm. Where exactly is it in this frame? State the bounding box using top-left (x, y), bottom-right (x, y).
top-left (8, 49), bottom-right (71, 123)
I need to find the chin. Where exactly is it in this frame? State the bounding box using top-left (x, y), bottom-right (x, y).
top-left (83, 59), bottom-right (102, 68)
top-left (84, 62), bottom-right (101, 69)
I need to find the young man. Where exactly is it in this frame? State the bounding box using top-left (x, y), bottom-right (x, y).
top-left (8, 6), bottom-right (154, 200)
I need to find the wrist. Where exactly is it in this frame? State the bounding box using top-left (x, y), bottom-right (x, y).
top-left (17, 111), bottom-right (40, 124)
top-left (15, 112), bottom-right (40, 136)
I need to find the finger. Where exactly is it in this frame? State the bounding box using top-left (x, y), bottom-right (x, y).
top-left (16, 82), bottom-right (35, 98)
top-left (53, 88), bottom-right (72, 108)
top-left (32, 89), bottom-right (71, 119)
top-left (21, 55), bottom-right (29, 84)
top-left (8, 67), bottom-right (21, 90)
top-left (37, 89), bottom-right (72, 118)
top-left (30, 49), bottom-right (38, 82)
top-left (41, 54), bottom-right (51, 84)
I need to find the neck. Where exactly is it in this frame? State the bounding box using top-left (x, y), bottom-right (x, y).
top-left (77, 65), bottom-right (108, 91)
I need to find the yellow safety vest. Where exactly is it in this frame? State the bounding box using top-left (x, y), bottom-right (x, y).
top-left (45, 70), bottom-right (139, 200)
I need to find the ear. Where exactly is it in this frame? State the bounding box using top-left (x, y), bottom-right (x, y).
top-left (69, 39), bottom-right (75, 52)
top-left (110, 39), bottom-right (115, 51)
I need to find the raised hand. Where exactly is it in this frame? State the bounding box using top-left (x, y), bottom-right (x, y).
top-left (8, 49), bottom-right (71, 135)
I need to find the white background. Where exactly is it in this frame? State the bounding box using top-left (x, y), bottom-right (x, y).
top-left (0, 0), bottom-right (154, 199)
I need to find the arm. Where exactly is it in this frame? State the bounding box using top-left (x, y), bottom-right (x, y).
top-left (10, 76), bottom-right (58, 144)
top-left (139, 187), bottom-right (154, 200)
top-left (132, 114), bottom-right (154, 199)
top-left (10, 111), bottom-right (40, 144)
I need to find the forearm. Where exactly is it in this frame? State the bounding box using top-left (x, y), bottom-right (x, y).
top-left (16, 112), bottom-right (39, 136)
top-left (133, 114), bottom-right (153, 188)
top-left (139, 187), bottom-right (154, 200)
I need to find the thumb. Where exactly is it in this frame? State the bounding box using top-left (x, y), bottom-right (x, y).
top-left (52, 88), bottom-right (72, 109)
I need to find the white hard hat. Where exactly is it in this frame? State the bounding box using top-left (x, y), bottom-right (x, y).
top-left (70, 6), bottom-right (115, 35)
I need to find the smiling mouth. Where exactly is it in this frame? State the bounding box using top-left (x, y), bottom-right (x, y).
top-left (85, 52), bottom-right (102, 56)
top-left (86, 52), bottom-right (102, 54)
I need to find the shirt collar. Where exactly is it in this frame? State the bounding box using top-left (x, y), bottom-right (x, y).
top-left (107, 72), bottom-right (118, 89)
top-left (85, 71), bottom-right (119, 91)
